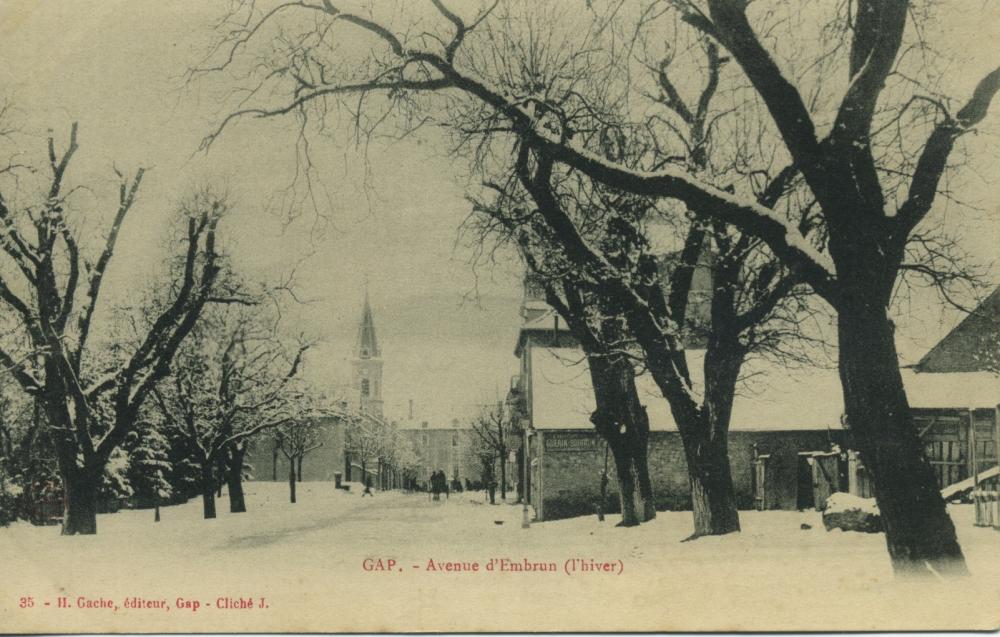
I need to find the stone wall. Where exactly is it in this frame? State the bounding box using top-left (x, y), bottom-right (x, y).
top-left (533, 429), bottom-right (845, 521)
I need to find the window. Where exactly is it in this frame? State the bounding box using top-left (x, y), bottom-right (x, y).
top-left (451, 435), bottom-right (458, 447)
top-left (361, 378), bottom-right (370, 397)
top-left (421, 434), bottom-right (429, 446)
top-left (361, 348), bottom-right (369, 358)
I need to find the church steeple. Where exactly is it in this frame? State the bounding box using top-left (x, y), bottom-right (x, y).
top-left (352, 285), bottom-right (384, 417)
top-left (355, 288), bottom-right (380, 360)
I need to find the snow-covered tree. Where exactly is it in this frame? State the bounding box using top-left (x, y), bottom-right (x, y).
top-left (0, 123), bottom-right (224, 534)
top-left (197, 0), bottom-right (1000, 574)
top-left (272, 417), bottom-right (326, 503)
top-left (153, 295), bottom-right (312, 518)
top-left (465, 403), bottom-right (513, 503)
top-left (97, 449), bottom-right (134, 513)
top-left (124, 422), bottom-right (173, 510)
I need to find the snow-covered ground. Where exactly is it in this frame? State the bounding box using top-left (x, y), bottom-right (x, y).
top-left (2, 482), bottom-right (998, 632)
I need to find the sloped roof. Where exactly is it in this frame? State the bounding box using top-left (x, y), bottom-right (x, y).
top-left (916, 286), bottom-right (1000, 372)
top-left (529, 346), bottom-right (1000, 431)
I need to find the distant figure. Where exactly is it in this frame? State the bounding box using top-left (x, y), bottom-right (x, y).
top-left (431, 471), bottom-right (441, 501)
top-left (362, 476), bottom-right (374, 497)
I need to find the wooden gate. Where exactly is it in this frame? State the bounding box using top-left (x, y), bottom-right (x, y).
top-left (914, 410), bottom-right (971, 488)
top-left (847, 450), bottom-right (875, 498)
top-left (751, 448), bottom-right (770, 511)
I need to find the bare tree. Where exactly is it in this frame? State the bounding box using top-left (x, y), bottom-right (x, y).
top-left (467, 402), bottom-right (512, 501)
top-left (196, 0), bottom-right (1000, 573)
top-left (153, 293), bottom-right (311, 518)
top-left (273, 418), bottom-right (326, 503)
top-left (0, 125), bottom-right (223, 534)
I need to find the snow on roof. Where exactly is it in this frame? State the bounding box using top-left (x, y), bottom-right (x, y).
top-left (899, 368), bottom-right (999, 410)
top-left (521, 307), bottom-right (572, 332)
top-left (529, 347), bottom-right (844, 431)
top-left (528, 347), bottom-right (1000, 432)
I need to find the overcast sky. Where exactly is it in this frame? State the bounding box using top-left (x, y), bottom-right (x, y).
top-left (0, 1), bottom-right (996, 422)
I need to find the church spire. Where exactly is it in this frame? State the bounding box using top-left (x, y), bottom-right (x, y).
top-left (353, 283), bottom-right (384, 417)
top-left (356, 285), bottom-right (380, 359)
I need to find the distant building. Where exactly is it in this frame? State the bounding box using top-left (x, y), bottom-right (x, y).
top-left (247, 289), bottom-right (483, 489)
top-left (398, 417), bottom-right (478, 487)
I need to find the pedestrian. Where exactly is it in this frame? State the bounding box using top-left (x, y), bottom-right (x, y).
top-left (362, 475), bottom-right (373, 497)
top-left (431, 471), bottom-right (440, 501)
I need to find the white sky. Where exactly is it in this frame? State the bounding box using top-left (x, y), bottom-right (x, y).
top-left (0, 1), bottom-right (525, 422)
top-left (0, 1), bottom-right (996, 421)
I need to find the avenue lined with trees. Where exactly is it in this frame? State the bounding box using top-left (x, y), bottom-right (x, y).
top-left (190, 0), bottom-right (1000, 576)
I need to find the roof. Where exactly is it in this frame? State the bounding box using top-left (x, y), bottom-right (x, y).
top-left (528, 346), bottom-right (1000, 432)
top-left (915, 286), bottom-right (1000, 373)
top-left (514, 307), bottom-right (575, 357)
top-left (898, 368), bottom-right (999, 409)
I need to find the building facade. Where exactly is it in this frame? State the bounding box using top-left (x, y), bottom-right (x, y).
top-left (511, 277), bottom-right (1000, 522)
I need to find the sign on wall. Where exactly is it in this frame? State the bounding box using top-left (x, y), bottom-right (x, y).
top-left (544, 431), bottom-right (602, 453)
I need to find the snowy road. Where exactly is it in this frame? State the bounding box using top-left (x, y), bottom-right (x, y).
top-left (2, 482), bottom-right (998, 632)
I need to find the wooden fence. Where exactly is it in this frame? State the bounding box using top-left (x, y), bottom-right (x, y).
top-left (970, 406), bottom-right (1000, 529)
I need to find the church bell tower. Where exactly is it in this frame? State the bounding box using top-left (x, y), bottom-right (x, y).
top-left (352, 288), bottom-right (384, 417)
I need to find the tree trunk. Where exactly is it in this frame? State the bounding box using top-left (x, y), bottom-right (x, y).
top-left (61, 466), bottom-right (99, 535)
top-left (838, 298), bottom-right (967, 576)
top-left (683, 431), bottom-right (740, 536)
top-left (288, 458), bottom-right (297, 503)
top-left (226, 446), bottom-right (247, 514)
top-left (201, 464), bottom-right (216, 519)
top-left (681, 341), bottom-right (742, 537)
top-left (499, 449), bottom-right (507, 500)
top-left (608, 443), bottom-right (640, 527)
top-left (633, 442), bottom-right (656, 522)
top-left (587, 352), bottom-right (652, 527)
top-left (296, 455), bottom-right (303, 482)
top-left (272, 446), bottom-right (278, 481)
top-left (515, 446), bottom-right (525, 503)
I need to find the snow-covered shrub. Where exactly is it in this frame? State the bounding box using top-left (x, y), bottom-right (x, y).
top-left (125, 427), bottom-right (173, 508)
top-left (97, 449), bottom-right (134, 513)
top-left (821, 492), bottom-right (882, 533)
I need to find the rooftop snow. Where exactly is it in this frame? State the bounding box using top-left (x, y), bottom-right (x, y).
top-left (528, 347), bottom-right (1000, 431)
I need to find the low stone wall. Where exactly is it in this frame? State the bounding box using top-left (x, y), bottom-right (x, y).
top-left (535, 429), bottom-right (844, 521)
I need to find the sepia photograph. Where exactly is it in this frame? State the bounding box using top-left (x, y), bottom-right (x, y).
top-left (0, 0), bottom-right (998, 632)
